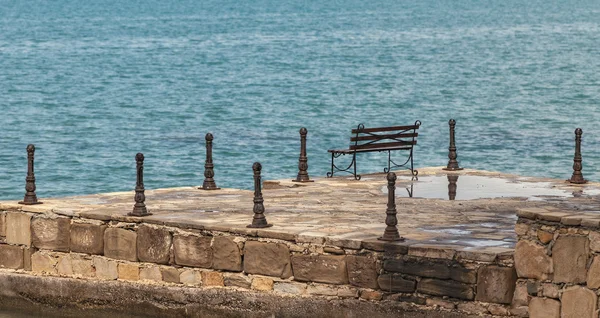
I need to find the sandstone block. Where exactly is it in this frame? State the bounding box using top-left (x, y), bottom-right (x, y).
top-left (56, 255), bottom-right (73, 276)
top-left (537, 230), bottom-right (553, 244)
top-left (212, 236), bottom-right (242, 272)
top-left (137, 225), bottom-right (171, 264)
top-left (223, 273), bottom-right (251, 288)
top-left (0, 212), bottom-right (6, 237)
top-left (346, 255), bottom-right (378, 289)
top-left (118, 263), bottom-right (140, 281)
top-left (587, 255), bottom-right (600, 289)
top-left (426, 298), bottom-right (455, 310)
top-left (561, 286), bottom-right (597, 318)
top-left (360, 290), bottom-right (382, 301)
top-left (180, 269), bottom-right (202, 286)
top-left (104, 228), bottom-right (137, 262)
top-left (31, 252), bottom-right (58, 274)
top-left (384, 259), bottom-right (450, 279)
top-left (377, 273), bottom-right (416, 293)
top-left (71, 256), bottom-right (95, 278)
top-left (514, 241), bottom-right (552, 280)
top-left (0, 245), bottom-right (24, 269)
top-left (70, 223), bottom-right (106, 255)
top-left (512, 280), bottom-right (529, 306)
top-left (514, 223), bottom-right (530, 236)
top-left (529, 297), bottom-right (560, 318)
top-left (450, 266), bottom-right (477, 284)
top-left (457, 302), bottom-right (488, 315)
top-left (552, 235), bottom-right (588, 283)
top-left (93, 257), bottom-right (118, 280)
top-left (417, 278), bottom-right (474, 300)
top-left (31, 217), bottom-right (70, 252)
top-left (243, 241), bottom-right (291, 278)
top-left (173, 235), bottom-right (212, 268)
top-left (252, 277), bottom-right (274, 291)
top-left (589, 231), bottom-right (600, 252)
top-left (202, 271), bottom-right (224, 287)
top-left (541, 283), bottom-right (559, 299)
top-left (307, 284), bottom-right (337, 296)
top-left (23, 247), bottom-right (35, 271)
top-left (6, 213), bottom-right (32, 246)
top-left (292, 255), bottom-right (347, 284)
top-left (139, 266), bottom-right (162, 282)
top-left (161, 267), bottom-right (180, 283)
top-left (337, 286), bottom-right (358, 298)
top-left (487, 304), bottom-right (511, 316)
top-left (476, 266), bottom-right (517, 304)
top-left (274, 282), bottom-right (306, 295)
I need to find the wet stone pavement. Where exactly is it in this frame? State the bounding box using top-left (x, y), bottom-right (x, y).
top-left (3, 167), bottom-right (600, 257)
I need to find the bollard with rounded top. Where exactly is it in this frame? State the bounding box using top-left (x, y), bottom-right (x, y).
top-left (19, 144), bottom-right (42, 205)
top-left (248, 162), bottom-right (272, 228)
top-left (378, 172), bottom-right (404, 241)
top-left (293, 127), bottom-right (313, 182)
top-left (201, 133), bottom-right (220, 190)
top-left (443, 119), bottom-right (464, 171)
top-left (568, 128), bottom-right (587, 184)
top-left (129, 153), bottom-right (151, 216)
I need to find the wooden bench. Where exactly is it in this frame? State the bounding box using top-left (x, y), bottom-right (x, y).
top-left (326, 121), bottom-right (421, 180)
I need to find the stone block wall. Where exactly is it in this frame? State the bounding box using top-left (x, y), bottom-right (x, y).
top-left (0, 210), bottom-right (520, 316)
top-left (515, 207), bottom-right (600, 318)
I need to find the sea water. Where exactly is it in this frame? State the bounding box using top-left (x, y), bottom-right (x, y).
top-left (1, 0), bottom-right (599, 200)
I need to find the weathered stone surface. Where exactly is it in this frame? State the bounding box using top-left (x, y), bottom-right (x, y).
top-left (417, 278), bottom-right (474, 300)
top-left (251, 277), bottom-right (274, 291)
top-left (223, 273), bottom-right (251, 288)
top-left (137, 225), bottom-right (171, 264)
top-left (118, 263), bottom-right (140, 281)
top-left (292, 255), bottom-right (348, 284)
top-left (0, 245), bottom-right (24, 269)
top-left (31, 217), bottom-right (70, 252)
top-left (450, 266), bottom-right (477, 284)
top-left (161, 267), bottom-right (180, 283)
top-left (337, 286), bottom-right (358, 298)
top-left (512, 281), bottom-right (529, 306)
top-left (360, 290), bottom-right (383, 301)
top-left (173, 234), bottom-right (212, 268)
top-left (274, 282), bottom-right (306, 295)
top-left (6, 213), bottom-right (32, 246)
top-left (561, 286), bottom-right (597, 318)
top-left (529, 297), bottom-right (560, 318)
top-left (71, 256), bottom-right (95, 278)
top-left (244, 241), bottom-right (291, 278)
top-left (202, 271), bottom-right (224, 287)
top-left (587, 255), bottom-right (600, 289)
top-left (212, 236), bottom-right (242, 272)
top-left (541, 283), bottom-right (559, 299)
top-left (537, 230), bottom-right (553, 244)
top-left (457, 302), bottom-right (488, 315)
top-left (589, 231), bottom-right (600, 252)
top-left (377, 274), bottom-right (416, 293)
top-left (346, 255), bottom-right (378, 289)
top-left (487, 304), bottom-right (511, 316)
top-left (93, 257), bottom-right (118, 280)
top-left (139, 266), bottom-right (162, 282)
top-left (514, 241), bottom-right (552, 280)
top-left (180, 270), bottom-right (202, 286)
top-left (70, 223), bottom-right (106, 255)
top-left (23, 247), bottom-right (35, 271)
top-left (514, 223), bottom-right (530, 236)
top-left (510, 306), bottom-right (529, 318)
top-left (0, 212), bottom-right (6, 237)
top-left (384, 259), bottom-right (450, 279)
top-left (31, 252), bottom-right (58, 274)
top-left (57, 255), bottom-right (73, 276)
top-left (426, 298), bottom-right (455, 310)
top-left (476, 266), bottom-right (517, 304)
top-left (104, 228), bottom-right (137, 262)
top-left (408, 245), bottom-right (456, 260)
top-left (552, 235), bottom-right (588, 283)
top-left (307, 284), bottom-right (337, 296)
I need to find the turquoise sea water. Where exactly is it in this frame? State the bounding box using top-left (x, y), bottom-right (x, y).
top-left (1, 0), bottom-right (600, 200)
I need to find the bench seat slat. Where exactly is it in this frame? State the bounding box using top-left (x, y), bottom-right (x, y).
top-left (350, 140), bottom-right (416, 150)
top-left (329, 146), bottom-right (414, 154)
top-left (351, 132), bottom-right (418, 142)
top-left (351, 125), bottom-right (419, 134)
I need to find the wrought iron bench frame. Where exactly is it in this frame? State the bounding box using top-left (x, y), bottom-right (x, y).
top-left (326, 121), bottom-right (421, 180)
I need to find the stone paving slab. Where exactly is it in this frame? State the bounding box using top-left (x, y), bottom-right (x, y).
top-left (3, 167), bottom-right (600, 258)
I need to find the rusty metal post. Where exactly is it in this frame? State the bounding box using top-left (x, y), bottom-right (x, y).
top-left (448, 175), bottom-right (458, 200)
top-left (378, 172), bottom-right (404, 241)
top-left (201, 133), bottom-right (220, 190)
top-left (248, 162), bottom-right (272, 228)
top-left (293, 127), bottom-right (313, 182)
top-left (129, 153), bottom-right (150, 216)
top-left (19, 144), bottom-right (42, 205)
top-left (443, 119), bottom-right (464, 171)
top-left (568, 128), bottom-right (587, 184)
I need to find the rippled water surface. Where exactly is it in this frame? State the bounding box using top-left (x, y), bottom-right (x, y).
top-left (1, 0), bottom-right (599, 200)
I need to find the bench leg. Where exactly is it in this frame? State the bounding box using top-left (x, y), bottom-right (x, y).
top-left (327, 152), bottom-right (361, 180)
top-left (327, 153), bottom-right (335, 178)
top-left (353, 153), bottom-right (360, 180)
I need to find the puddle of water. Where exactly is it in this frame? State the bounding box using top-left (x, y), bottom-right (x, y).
top-left (386, 175), bottom-right (573, 200)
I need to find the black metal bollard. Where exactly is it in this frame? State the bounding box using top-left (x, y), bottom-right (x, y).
top-left (443, 119), bottom-right (464, 171)
top-left (293, 127), bottom-right (313, 182)
top-left (448, 175), bottom-right (458, 200)
top-left (201, 133), bottom-right (220, 190)
top-left (19, 144), bottom-right (42, 205)
top-left (247, 162), bottom-right (272, 228)
top-left (568, 128), bottom-right (587, 184)
top-left (378, 172), bottom-right (404, 242)
top-left (129, 153), bottom-right (151, 216)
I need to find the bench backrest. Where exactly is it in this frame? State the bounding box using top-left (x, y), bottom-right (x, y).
top-left (349, 121), bottom-right (421, 150)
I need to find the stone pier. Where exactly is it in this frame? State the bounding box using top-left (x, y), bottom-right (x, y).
top-left (1, 167), bottom-right (600, 317)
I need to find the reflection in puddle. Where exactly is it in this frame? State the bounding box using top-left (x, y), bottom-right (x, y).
top-left (388, 175), bottom-right (584, 200)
